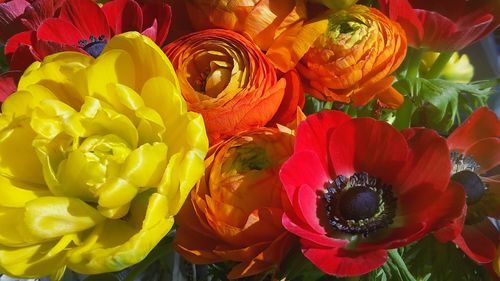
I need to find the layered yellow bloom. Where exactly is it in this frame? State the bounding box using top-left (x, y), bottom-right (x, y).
top-left (0, 32), bottom-right (208, 278)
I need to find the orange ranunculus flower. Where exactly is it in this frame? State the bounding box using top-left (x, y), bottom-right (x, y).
top-left (175, 128), bottom-right (296, 279)
top-left (164, 29), bottom-right (303, 143)
top-left (183, 0), bottom-right (307, 51)
top-left (267, 5), bottom-right (407, 108)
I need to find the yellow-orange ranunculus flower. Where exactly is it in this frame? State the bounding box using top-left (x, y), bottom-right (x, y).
top-left (0, 32), bottom-right (208, 279)
top-left (175, 128), bottom-right (296, 279)
top-left (164, 29), bottom-right (291, 143)
top-left (184, 0), bottom-right (307, 51)
top-left (268, 5), bottom-right (407, 107)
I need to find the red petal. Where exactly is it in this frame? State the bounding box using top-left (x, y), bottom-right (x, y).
top-left (465, 137), bottom-right (500, 174)
top-left (453, 220), bottom-right (498, 263)
top-left (302, 245), bottom-right (387, 277)
top-left (429, 181), bottom-right (467, 242)
top-left (280, 150), bottom-right (329, 205)
top-left (282, 212), bottom-right (347, 248)
top-left (59, 0), bottom-right (110, 40)
top-left (294, 110), bottom-right (351, 174)
top-left (37, 18), bottom-right (83, 45)
top-left (20, 0), bottom-right (65, 31)
top-left (297, 184), bottom-right (327, 234)
top-left (394, 128), bottom-right (451, 194)
top-left (0, 71), bottom-right (21, 101)
top-left (4, 30), bottom-right (33, 58)
top-left (140, 1), bottom-right (171, 46)
top-left (328, 118), bottom-right (408, 184)
top-left (381, 0), bottom-right (424, 47)
top-left (448, 107), bottom-right (500, 152)
top-left (0, 0), bottom-right (29, 41)
top-left (268, 69), bottom-right (305, 126)
top-left (101, 0), bottom-right (143, 35)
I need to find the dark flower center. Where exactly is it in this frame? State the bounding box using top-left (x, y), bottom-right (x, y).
top-left (79, 35), bottom-right (107, 58)
top-left (451, 170), bottom-right (486, 204)
top-left (324, 172), bottom-right (396, 236)
top-left (339, 186), bottom-right (379, 220)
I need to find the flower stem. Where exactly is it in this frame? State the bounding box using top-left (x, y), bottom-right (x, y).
top-left (405, 48), bottom-right (424, 81)
top-left (388, 249), bottom-right (416, 281)
top-left (425, 51), bottom-right (454, 79)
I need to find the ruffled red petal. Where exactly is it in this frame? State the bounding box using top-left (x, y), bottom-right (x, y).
top-left (37, 18), bottom-right (84, 45)
top-left (0, 0), bottom-right (29, 42)
top-left (465, 137), bottom-right (500, 174)
top-left (282, 212), bottom-right (347, 248)
top-left (453, 219), bottom-right (499, 263)
top-left (394, 128), bottom-right (451, 194)
top-left (279, 150), bottom-right (329, 206)
top-left (101, 0), bottom-right (143, 36)
top-left (59, 0), bottom-right (110, 40)
top-left (0, 71), bottom-right (21, 101)
top-left (448, 107), bottom-right (500, 152)
top-left (379, 0), bottom-right (424, 46)
top-left (294, 110), bottom-right (351, 174)
top-left (328, 118), bottom-right (408, 184)
top-left (140, 1), bottom-right (171, 46)
top-left (302, 244), bottom-right (387, 277)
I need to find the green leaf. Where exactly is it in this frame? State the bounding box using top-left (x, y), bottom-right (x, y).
top-left (303, 95), bottom-right (325, 115)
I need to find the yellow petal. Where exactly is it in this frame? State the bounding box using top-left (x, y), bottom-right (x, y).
top-left (24, 197), bottom-right (105, 239)
top-left (102, 31), bottom-right (179, 91)
top-left (121, 143), bottom-right (168, 188)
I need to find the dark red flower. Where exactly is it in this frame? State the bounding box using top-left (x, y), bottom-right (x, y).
top-left (378, 0), bottom-right (500, 51)
top-left (0, 0), bottom-right (64, 42)
top-left (437, 107), bottom-right (500, 264)
top-left (279, 110), bottom-right (466, 276)
top-left (4, 0), bottom-right (171, 70)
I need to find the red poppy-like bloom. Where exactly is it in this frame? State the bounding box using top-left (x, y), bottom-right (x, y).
top-left (378, 0), bottom-right (500, 51)
top-left (279, 110), bottom-right (466, 276)
top-left (437, 108), bottom-right (500, 264)
top-left (4, 0), bottom-right (171, 71)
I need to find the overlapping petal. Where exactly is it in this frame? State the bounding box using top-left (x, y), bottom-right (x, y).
top-left (279, 110), bottom-right (465, 276)
top-left (175, 128), bottom-right (295, 279)
top-left (0, 32), bottom-right (208, 278)
top-left (164, 29), bottom-right (299, 143)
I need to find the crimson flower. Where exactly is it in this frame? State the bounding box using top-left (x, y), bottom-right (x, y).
top-left (4, 0), bottom-right (171, 71)
top-left (437, 108), bottom-right (500, 264)
top-left (279, 110), bottom-right (466, 276)
top-left (378, 0), bottom-right (500, 51)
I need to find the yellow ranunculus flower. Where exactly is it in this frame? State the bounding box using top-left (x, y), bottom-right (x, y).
top-left (0, 32), bottom-right (208, 279)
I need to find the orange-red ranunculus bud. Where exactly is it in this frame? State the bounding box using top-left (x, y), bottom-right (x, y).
top-left (175, 128), bottom-right (296, 279)
top-left (268, 5), bottom-right (407, 108)
top-left (183, 0), bottom-right (307, 51)
top-left (164, 29), bottom-right (297, 143)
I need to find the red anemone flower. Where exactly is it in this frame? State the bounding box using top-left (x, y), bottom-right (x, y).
top-left (4, 0), bottom-right (171, 71)
top-left (378, 0), bottom-right (500, 51)
top-left (279, 110), bottom-right (466, 276)
top-left (0, 0), bottom-right (64, 43)
top-left (437, 107), bottom-right (500, 264)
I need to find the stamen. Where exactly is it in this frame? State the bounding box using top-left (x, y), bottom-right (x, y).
top-left (79, 34), bottom-right (107, 58)
top-left (450, 151), bottom-right (480, 174)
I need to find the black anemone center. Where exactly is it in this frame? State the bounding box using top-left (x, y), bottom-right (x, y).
top-left (451, 170), bottom-right (485, 204)
top-left (79, 35), bottom-right (107, 58)
top-left (339, 186), bottom-right (379, 220)
top-left (324, 172), bottom-right (396, 236)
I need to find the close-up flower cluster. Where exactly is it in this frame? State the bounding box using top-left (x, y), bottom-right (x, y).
top-left (0, 0), bottom-right (498, 280)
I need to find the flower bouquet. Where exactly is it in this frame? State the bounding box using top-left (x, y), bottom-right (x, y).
top-left (0, 0), bottom-right (498, 280)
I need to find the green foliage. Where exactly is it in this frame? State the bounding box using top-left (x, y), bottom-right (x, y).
top-left (392, 78), bottom-right (496, 133)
